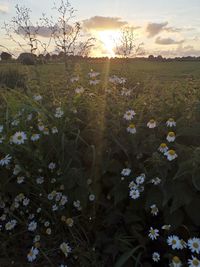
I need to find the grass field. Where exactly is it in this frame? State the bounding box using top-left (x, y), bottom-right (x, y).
top-left (0, 60), bottom-right (200, 266)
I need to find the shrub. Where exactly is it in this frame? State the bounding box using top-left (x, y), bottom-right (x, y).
top-left (18, 53), bottom-right (36, 65)
top-left (0, 52), bottom-right (12, 61)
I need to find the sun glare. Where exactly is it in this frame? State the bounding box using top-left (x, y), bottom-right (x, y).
top-left (98, 30), bottom-right (120, 58)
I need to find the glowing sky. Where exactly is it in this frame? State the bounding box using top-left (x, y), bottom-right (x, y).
top-left (0, 0), bottom-right (200, 57)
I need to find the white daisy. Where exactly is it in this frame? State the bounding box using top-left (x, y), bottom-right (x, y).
top-left (167, 132), bottom-right (176, 142)
top-left (148, 227), bottom-right (159, 240)
top-left (165, 150), bottom-right (178, 161)
top-left (27, 247), bottom-right (39, 262)
top-left (36, 176), bottom-right (44, 184)
top-left (147, 119), bottom-right (156, 129)
top-left (188, 238), bottom-right (200, 254)
top-left (162, 224), bottom-right (171, 231)
top-left (123, 110), bottom-right (136, 120)
top-left (75, 87), bottom-right (84, 94)
top-left (127, 123), bottom-right (136, 134)
top-left (5, 219), bottom-right (17, 231)
top-left (152, 252), bottom-right (160, 262)
top-left (151, 177), bottom-right (161, 185)
top-left (150, 204), bottom-right (159, 216)
top-left (166, 118), bottom-right (176, 127)
top-left (171, 256), bottom-right (182, 267)
top-left (0, 154), bottom-right (12, 166)
top-left (60, 242), bottom-right (72, 257)
top-left (136, 173), bottom-right (145, 184)
top-left (89, 80), bottom-right (100, 85)
top-left (51, 127), bottom-right (58, 134)
top-left (167, 235), bottom-right (181, 250)
top-left (158, 143), bottom-right (168, 153)
top-left (55, 107), bottom-right (64, 118)
top-left (28, 221), bottom-right (37, 232)
top-left (70, 76), bottom-right (79, 83)
top-left (33, 95), bottom-right (42, 101)
top-left (188, 256), bottom-right (200, 267)
top-left (88, 71), bottom-right (100, 78)
top-left (121, 168), bottom-right (131, 176)
top-left (10, 131), bottom-right (27, 145)
top-left (31, 134), bottom-right (40, 142)
top-left (129, 189), bottom-right (140, 199)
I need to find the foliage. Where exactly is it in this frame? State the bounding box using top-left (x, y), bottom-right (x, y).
top-left (0, 62), bottom-right (200, 266)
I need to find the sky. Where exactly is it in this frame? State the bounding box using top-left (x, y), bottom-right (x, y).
top-left (0, 0), bottom-right (200, 57)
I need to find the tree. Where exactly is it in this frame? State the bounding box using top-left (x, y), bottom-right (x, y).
top-left (115, 26), bottom-right (144, 58)
top-left (1, 52), bottom-right (12, 61)
top-left (41, 0), bottom-right (95, 74)
top-left (4, 5), bottom-right (39, 54)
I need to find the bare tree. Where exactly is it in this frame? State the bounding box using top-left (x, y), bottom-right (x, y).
top-left (42, 0), bottom-right (95, 71)
top-left (3, 5), bottom-right (39, 54)
top-left (115, 26), bottom-right (144, 58)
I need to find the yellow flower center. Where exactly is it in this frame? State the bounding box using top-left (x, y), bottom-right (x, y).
top-left (193, 259), bottom-right (199, 266)
top-left (160, 143), bottom-right (167, 148)
top-left (129, 124), bottom-right (135, 129)
top-left (17, 135), bottom-right (22, 140)
top-left (169, 118), bottom-right (174, 122)
top-left (168, 132), bottom-right (175, 137)
top-left (172, 240), bottom-right (177, 245)
top-left (173, 256), bottom-right (180, 263)
top-left (149, 119), bottom-right (155, 123)
top-left (168, 150), bottom-right (176, 156)
top-left (193, 242), bottom-right (199, 248)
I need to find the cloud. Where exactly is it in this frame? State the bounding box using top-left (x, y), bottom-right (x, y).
top-left (146, 22), bottom-right (168, 37)
top-left (152, 45), bottom-right (200, 57)
top-left (83, 16), bottom-right (128, 30)
top-left (165, 27), bottom-right (182, 33)
top-left (155, 36), bottom-right (184, 45)
top-left (18, 25), bottom-right (60, 38)
top-left (0, 4), bottom-right (9, 14)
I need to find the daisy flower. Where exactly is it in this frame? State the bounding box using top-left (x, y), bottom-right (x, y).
top-left (162, 224), bottom-right (171, 231)
top-left (10, 131), bottom-right (27, 145)
top-left (151, 177), bottom-right (161, 185)
top-left (167, 132), bottom-right (176, 142)
top-left (0, 154), bottom-right (12, 166)
top-left (165, 150), bottom-right (177, 161)
top-left (127, 123), bottom-right (136, 134)
top-left (148, 227), bottom-right (159, 240)
top-left (152, 252), bottom-right (160, 262)
top-left (123, 110), bottom-right (136, 120)
top-left (31, 134), bottom-right (40, 142)
top-left (88, 71), bottom-right (100, 78)
top-left (33, 95), bottom-right (42, 101)
top-left (70, 76), bottom-right (79, 83)
top-left (121, 168), bottom-right (131, 176)
top-left (166, 118), bottom-right (176, 127)
top-left (136, 173), bottom-right (145, 185)
top-left (167, 235), bottom-right (181, 250)
top-left (55, 107), bottom-right (64, 118)
top-left (28, 221), bottom-right (37, 232)
top-left (150, 204), bottom-right (159, 216)
top-left (188, 238), bottom-right (200, 254)
top-left (75, 87), bottom-right (84, 94)
top-left (5, 219), bottom-right (17, 231)
top-left (188, 256), bottom-right (200, 267)
top-left (171, 256), bottom-right (182, 267)
top-left (89, 80), bottom-right (100, 85)
top-left (60, 242), bottom-right (72, 258)
top-left (158, 143), bottom-right (168, 153)
top-left (147, 119), bottom-right (156, 129)
top-left (27, 247), bottom-right (39, 262)
top-left (129, 189), bottom-right (140, 199)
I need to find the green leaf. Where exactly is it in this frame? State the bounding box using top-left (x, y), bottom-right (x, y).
top-left (115, 246), bottom-right (142, 267)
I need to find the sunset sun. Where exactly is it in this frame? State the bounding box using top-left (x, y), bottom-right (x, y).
top-left (97, 30), bottom-right (120, 57)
